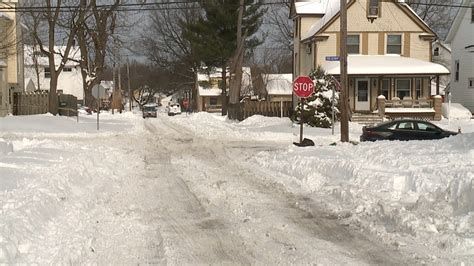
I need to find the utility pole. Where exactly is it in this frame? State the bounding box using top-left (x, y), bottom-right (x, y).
top-left (127, 55), bottom-right (131, 111)
top-left (340, 0), bottom-right (349, 142)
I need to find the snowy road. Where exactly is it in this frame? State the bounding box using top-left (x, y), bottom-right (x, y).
top-left (140, 116), bottom-right (418, 264)
top-left (2, 112), bottom-right (472, 264)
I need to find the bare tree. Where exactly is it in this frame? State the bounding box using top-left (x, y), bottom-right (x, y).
top-left (140, 2), bottom-right (201, 109)
top-left (24, 0), bottom-right (82, 115)
top-left (265, 2), bottom-right (292, 52)
top-left (75, 0), bottom-right (120, 107)
top-left (408, 0), bottom-right (459, 38)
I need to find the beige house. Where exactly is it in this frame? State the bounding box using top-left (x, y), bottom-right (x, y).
top-left (196, 67), bottom-right (252, 112)
top-left (291, 0), bottom-right (449, 113)
top-left (0, 0), bottom-right (24, 117)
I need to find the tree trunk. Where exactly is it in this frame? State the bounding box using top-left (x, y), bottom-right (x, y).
top-left (49, 75), bottom-right (59, 115)
top-left (227, 0), bottom-right (245, 120)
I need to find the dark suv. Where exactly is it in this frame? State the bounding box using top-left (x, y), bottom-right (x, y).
top-left (142, 104), bottom-right (157, 118)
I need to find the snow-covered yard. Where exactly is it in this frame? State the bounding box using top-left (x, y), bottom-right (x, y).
top-left (0, 110), bottom-right (472, 264)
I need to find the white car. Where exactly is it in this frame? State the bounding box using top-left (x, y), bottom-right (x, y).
top-left (167, 103), bottom-right (182, 116)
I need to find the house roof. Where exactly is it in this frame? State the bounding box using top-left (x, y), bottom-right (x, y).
top-left (302, 0), bottom-right (435, 41)
top-left (198, 87), bottom-right (222, 97)
top-left (322, 55), bottom-right (450, 75)
top-left (446, 0), bottom-right (473, 43)
top-left (294, 1), bottom-right (328, 15)
top-left (265, 74), bottom-right (293, 95)
top-left (24, 45), bottom-right (81, 67)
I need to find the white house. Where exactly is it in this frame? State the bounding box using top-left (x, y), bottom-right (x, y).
top-left (24, 45), bottom-right (84, 103)
top-left (445, 0), bottom-right (474, 113)
top-left (431, 40), bottom-right (451, 97)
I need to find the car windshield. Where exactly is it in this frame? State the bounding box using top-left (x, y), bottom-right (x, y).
top-left (144, 106), bottom-right (156, 111)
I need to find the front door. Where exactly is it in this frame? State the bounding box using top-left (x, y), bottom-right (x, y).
top-left (355, 78), bottom-right (370, 111)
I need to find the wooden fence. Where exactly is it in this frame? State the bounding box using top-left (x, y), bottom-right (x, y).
top-left (13, 91), bottom-right (78, 116)
top-left (13, 91), bottom-right (49, 115)
top-left (241, 101), bottom-right (293, 120)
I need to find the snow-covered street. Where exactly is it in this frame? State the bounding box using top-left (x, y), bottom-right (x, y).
top-left (1, 111), bottom-right (473, 264)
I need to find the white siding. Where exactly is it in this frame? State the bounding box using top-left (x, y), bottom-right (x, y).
top-left (449, 3), bottom-right (474, 112)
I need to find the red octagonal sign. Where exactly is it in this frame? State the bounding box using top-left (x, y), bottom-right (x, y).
top-left (293, 76), bottom-right (314, 98)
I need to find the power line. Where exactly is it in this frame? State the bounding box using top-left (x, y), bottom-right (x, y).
top-left (405, 1), bottom-right (473, 9)
top-left (0, 1), bottom-right (290, 13)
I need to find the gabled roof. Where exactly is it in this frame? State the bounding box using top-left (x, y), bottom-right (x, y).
top-left (446, 0), bottom-right (473, 43)
top-left (302, 0), bottom-right (436, 41)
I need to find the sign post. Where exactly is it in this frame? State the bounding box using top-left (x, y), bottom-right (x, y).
top-left (293, 76), bottom-right (315, 145)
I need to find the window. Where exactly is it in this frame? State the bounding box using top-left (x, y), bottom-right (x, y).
top-left (416, 122), bottom-right (437, 132)
top-left (347, 35), bottom-right (360, 54)
top-left (415, 78), bottom-right (422, 98)
top-left (434, 47), bottom-right (439, 56)
top-left (469, 78), bottom-right (474, 89)
top-left (381, 79), bottom-right (390, 99)
top-left (63, 67), bottom-right (72, 72)
top-left (210, 97), bottom-right (218, 106)
top-left (396, 79), bottom-right (411, 99)
top-left (368, 0), bottom-right (380, 18)
top-left (44, 67), bottom-right (51, 78)
top-left (387, 35), bottom-right (402, 54)
top-left (471, 5), bottom-right (474, 23)
top-left (398, 121), bottom-right (414, 130)
top-left (455, 60), bottom-right (459, 82)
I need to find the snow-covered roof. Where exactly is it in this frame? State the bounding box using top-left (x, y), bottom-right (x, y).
top-left (198, 87), bottom-right (222, 97)
top-left (302, 0), bottom-right (341, 40)
top-left (322, 55), bottom-right (450, 75)
top-left (265, 74), bottom-right (293, 95)
top-left (294, 1), bottom-right (328, 15)
top-left (0, 11), bottom-right (13, 21)
top-left (24, 45), bottom-right (81, 67)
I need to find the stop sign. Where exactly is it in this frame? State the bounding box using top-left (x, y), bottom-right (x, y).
top-left (293, 76), bottom-right (314, 98)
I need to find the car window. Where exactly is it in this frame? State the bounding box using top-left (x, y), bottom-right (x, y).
top-left (387, 123), bottom-right (397, 130)
top-left (416, 122), bottom-right (437, 131)
top-left (398, 121), bottom-right (414, 130)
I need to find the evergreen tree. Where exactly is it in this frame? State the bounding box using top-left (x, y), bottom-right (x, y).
top-left (292, 66), bottom-right (340, 128)
top-left (184, 0), bottom-right (265, 115)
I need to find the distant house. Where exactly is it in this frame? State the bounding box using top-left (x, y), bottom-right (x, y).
top-left (0, 0), bottom-right (24, 117)
top-left (291, 0), bottom-right (449, 113)
top-left (445, 0), bottom-right (474, 113)
top-left (196, 67), bottom-right (252, 112)
top-left (431, 40), bottom-right (451, 97)
top-left (24, 45), bottom-right (83, 104)
top-left (264, 74), bottom-right (293, 102)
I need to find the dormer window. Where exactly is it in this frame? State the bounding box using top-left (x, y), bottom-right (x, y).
top-left (368, 0), bottom-right (380, 22)
top-left (434, 47), bottom-right (439, 56)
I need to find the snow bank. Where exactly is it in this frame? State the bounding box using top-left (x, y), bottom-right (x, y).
top-left (442, 103), bottom-right (472, 120)
top-left (0, 139), bottom-right (13, 155)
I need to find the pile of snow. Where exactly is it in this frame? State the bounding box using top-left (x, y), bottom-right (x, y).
top-left (0, 139), bottom-right (13, 155)
top-left (442, 103), bottom-right (472, 120)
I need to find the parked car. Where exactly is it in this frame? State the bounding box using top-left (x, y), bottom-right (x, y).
top-left (167, 103), bottom-right (182, 116)
top-left (360, 119), bottom-right (458, 141)
top-left (142, 103), bottom-right (157, 118)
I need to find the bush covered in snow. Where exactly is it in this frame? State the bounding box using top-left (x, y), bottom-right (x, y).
top-left (292, 66), bottom-right (340, 128)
